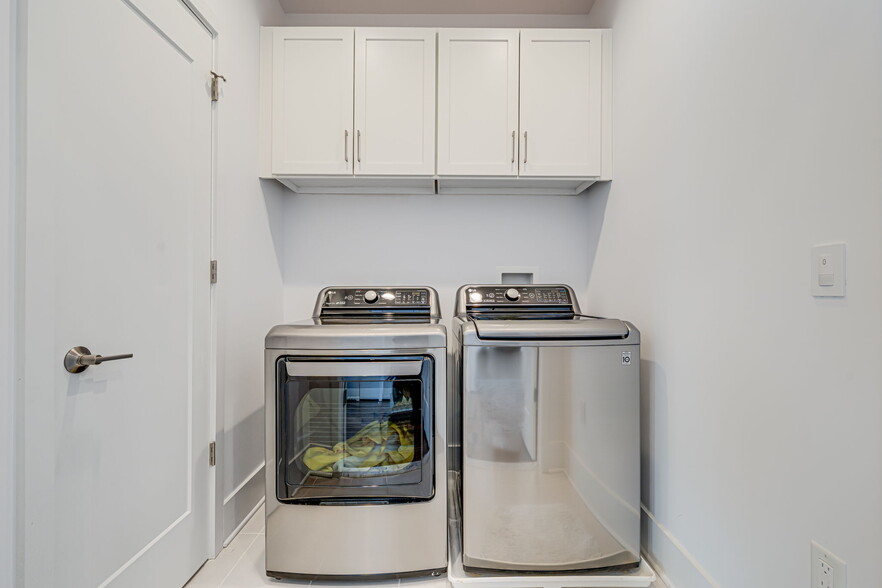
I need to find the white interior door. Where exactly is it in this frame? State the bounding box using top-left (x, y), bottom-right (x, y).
top-left (354, 28), bottom-right (436, 176)
top-left (520, 29), bottom-right (603, 177)
top-left (437, 29), bottom-right (519, 176)
top-left (22, 1), bottom-right (213, 586)
top-left (271, 27), bottom-right (354, 175)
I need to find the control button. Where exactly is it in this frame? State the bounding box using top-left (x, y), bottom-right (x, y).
top-left (469, 292), bottom-right (483, 303)
top-left (505, 288), bottom-right (521, 302)
top-left (363, 290), bottom-right (379, 304)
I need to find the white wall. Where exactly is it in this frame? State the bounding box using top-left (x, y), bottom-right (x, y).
top-left (208, 0), bottom-right (287, 546)
top-left (585, 1), bottom-right (882, 586)
top-left (281, 193), bottom-right (606, 323)
top-left (0, 0), bottom-right (16, 583)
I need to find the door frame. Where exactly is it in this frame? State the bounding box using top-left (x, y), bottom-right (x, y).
top-left (3, 0), bottom-right (23, 585)
top-left (182, 0), bottom-right (228, 561)
top-left (9, 0), bottom-right (225, 583)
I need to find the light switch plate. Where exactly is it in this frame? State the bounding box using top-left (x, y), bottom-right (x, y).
top-left (811, 243), bottom-right (846, 297)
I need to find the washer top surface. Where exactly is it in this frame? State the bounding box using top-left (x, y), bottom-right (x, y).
top-left (266, 286), bottom-right (446, 350)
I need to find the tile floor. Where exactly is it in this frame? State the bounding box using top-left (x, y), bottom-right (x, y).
top-left (186, 504), bottom-right (666, 588)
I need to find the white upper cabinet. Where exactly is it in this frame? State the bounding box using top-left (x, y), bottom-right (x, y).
top-left (355, 28), bottom-right (436, 176)
top-left (519, 29), bottom-right (604, 177)
top-left (437, 29), bottom-right (520, 176)
top-left (261, 27), bottom-right (611, 193)
top-left (270, 27), bottom-right (353, 175)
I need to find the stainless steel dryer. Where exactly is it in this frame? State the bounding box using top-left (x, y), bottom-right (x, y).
top-left (265, 287), bottom-right (447, 581)
top-left (452, 284), bottom-right (640, 573)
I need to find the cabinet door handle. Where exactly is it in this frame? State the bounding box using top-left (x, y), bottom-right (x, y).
top-left (344, 130), bottom-right (349, 163)
top-left (523, 131), bottom-right (528, 164)
top-left (357, 130), bottom-right (361, 163)
top-left (511, 131), bottom-right (516, 164)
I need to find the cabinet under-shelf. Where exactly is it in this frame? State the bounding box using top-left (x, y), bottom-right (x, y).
top-left (267, 175), bottom-right (599, 196)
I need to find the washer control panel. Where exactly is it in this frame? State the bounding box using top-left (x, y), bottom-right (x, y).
top-left (322, 288), bottom-right (431, 309)
top-left (465, 286), bottom-right (571, 305)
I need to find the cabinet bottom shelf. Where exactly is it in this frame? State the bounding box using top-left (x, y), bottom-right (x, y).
top-left (267, 175), bottom-right (602, 196)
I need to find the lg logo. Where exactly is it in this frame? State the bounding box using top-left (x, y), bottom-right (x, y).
top-left (621, 352), bottom-right (632, 366)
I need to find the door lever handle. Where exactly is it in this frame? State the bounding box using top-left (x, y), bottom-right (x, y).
top-left (64, 346), bottom-right (134, 374)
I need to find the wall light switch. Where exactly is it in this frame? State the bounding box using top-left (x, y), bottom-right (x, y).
top-left (811, 243), bottom-right (846, 297)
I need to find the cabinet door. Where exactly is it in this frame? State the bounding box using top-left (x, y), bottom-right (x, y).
top-left (438, 29), bottom-right (520, 176)
top-left (271, 28), bottom-right (353, 175)
top-left (520, 29), bottom-right (603, 177)
top-left (354, 28), bottom-right (436, 176)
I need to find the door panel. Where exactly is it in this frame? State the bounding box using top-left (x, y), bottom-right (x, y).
top-left (23, 0), bottom-right (212, 586)
top-left (520, 29), bottom-right (603, 177)
top-left (438, 29), bottom-right (519, 176)
top-left (355, 28), bottom-right (435, 176)
top-left (272, 27), bottom-right (353, 175)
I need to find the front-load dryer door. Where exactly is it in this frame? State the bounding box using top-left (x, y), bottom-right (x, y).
top-left (275, 355), bottom-right (435, 504)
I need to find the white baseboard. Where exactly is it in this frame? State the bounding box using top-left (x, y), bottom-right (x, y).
top-left (641, 505), bottom-right (720, 588)
top-left (222, 464), bottom-right (265, 546)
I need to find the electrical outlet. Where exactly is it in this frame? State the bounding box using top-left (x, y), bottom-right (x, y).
top-left (818, 559), bottom-right (833, 588)
top-left (811, 541), bottom-right (846, 588)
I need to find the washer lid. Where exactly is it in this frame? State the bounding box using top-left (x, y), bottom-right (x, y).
top-left (471, 318), bottom-right (630, 341)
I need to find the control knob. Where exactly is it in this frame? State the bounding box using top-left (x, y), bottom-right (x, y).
top-left (505, 288), bottom-right (521, 302)
top-left (363, 290), bottom-right (379, 304)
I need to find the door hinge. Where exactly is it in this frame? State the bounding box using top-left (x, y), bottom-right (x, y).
top-left (210, 259), bottom-right (217, 284)
top-left (210, 71), bottom-right (226, 102)
top-left (209, 441), bottom-right (216, 466)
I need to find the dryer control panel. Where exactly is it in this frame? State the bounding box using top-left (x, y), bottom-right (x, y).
top-left (323, 288), bottom-right (429, 308)
top-left (314, 286), bottom-right (440, 320)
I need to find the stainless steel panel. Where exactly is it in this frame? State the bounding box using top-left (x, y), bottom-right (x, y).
top-left (266, 322), bottom-right (447, 350)
top-left (461, 343), bottom-right (640, 571)
top-left (285, 359), bottom-right (423, 377)
top-left (472, 318), bottom-right (630, 341)
top-left (464, 346), bottom-right (538, 463)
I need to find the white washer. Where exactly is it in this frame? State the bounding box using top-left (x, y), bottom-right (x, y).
top-left (264, 287), bottom-right (447, 581)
